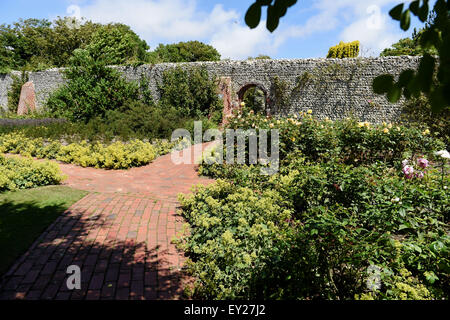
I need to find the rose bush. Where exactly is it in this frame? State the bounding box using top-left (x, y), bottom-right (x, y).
top-left (178, 110), bottom-right (449, 300)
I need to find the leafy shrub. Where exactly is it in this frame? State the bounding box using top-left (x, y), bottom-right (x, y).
top-left (100, 101), bottom-right (192, 140)
top-left (181, 157), bottom-right (449, 299)
top-left (400, 95), bottom-right (450, 148)
top-left (158, 66), bottom-right (222, 118)
top-left (46, 49), bottom-right (140, 122)
top-left (179, 111), bottom-right (449, 300)
top-left (0, 131), bottom-right (161, 169)
top-left (224, 108), bottom-right (445, 166)
top-left (178, 181), bottom-right (293, 299)
top-left (0, 154), bottom-right (65, 192)
top-left (327, 41), bottom-right (360, 58)
top-left (242, 87), bottom-right (266, 114)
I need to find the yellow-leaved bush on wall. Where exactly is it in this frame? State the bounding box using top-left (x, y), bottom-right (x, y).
top-left (327, 41), bottom-right (360, 58)
top-left (0, 132), bottom-right (161, 169)
top-left (0, 154), bottom-right (65, 192)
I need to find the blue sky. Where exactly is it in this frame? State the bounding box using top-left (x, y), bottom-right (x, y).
top-left (0, 0), bottom-right (431, 59)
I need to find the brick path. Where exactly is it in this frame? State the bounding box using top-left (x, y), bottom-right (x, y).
top-left (0, 143), bottom-right (216, 300)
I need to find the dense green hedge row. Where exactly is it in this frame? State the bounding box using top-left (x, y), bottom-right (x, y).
top-left (178, 110), bottom-right (449, 300)
top-left (0, 155), bottom-right (65, 192)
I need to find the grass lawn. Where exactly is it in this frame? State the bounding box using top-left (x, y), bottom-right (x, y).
top-left (0, 186), bottom-right (88, 276)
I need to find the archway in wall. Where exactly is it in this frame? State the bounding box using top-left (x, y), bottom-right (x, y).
top-left (237, 83), bottom-right (269, 115)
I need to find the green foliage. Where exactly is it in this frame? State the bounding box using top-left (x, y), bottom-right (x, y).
top-left (0, 131), bottom-right (160, 170)
top-left (180, 112), bottom-right (449, 300)
top-left (100, 100), bottom-right (202, 141)
top-left (85, 23), bottom-right (150, 65)
top-left (225, 108), bottom-right (445, 165)
top-left (400, 95), bottom-right (450, 147)
top-left (0, 17), bottom-right (150, 72)
top-left (242, 87), bottom-right (266, 114)
top-left (150, 41), bottom-right (221, 63)
top-left (46, 17), bottom-right (102, 68)
top-left (47, 49), bottom-right (140, 122)
top-left (158, 66), bottom-right (222, 118)
top-left (327, 41), bottom-right (360, 58)
top-left (272, 76), bottom-right (291, 111)
top-left (178, 181), bottom-right (293, 299)
top-left (245, 0), bottom-right (297, 32)
top-left (247, 54), bottom-right (271, 60)
top-left (374, 0), bottom-right (450, 113)
top-left (0, 18), bottom-right (53, 71)
top-left (381, 28), bottom-right (438, 57)
top-left (0, 154), bottom-right (65, 192)
top-left (7, 71), bottom-right (28, 113)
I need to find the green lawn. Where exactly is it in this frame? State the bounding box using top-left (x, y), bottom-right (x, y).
top-left (0, 186), bottom-right (88, 275)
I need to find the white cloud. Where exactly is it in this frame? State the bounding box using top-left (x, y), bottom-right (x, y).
top-left (66, 0), bottom-right (411, 59)
top-left (275, 0), bottom-right (407, 56)
top-left (68, 0), bottom-right (277, 59)
top-left (340, 10), bottom-right (403, 55)
top-left (210, 22), bottom-right (276, 60)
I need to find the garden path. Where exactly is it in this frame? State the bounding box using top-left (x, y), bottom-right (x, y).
top-left (0, 142), bottom-right (216, 300)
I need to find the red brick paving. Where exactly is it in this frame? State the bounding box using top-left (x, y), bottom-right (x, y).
top-left (0, 143), bottom-right (216, 300)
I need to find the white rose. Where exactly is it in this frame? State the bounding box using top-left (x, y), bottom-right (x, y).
top-left (435, 150), bottom-right (450, 159)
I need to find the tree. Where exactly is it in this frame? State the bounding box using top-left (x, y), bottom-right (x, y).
top-left (46, 49), bottom-right (140, 122)
top-left (47, 17), bottom-right (102, 67)
top-left (381, 27), bottom-right (438, 56)
top-left (0, 18), bottom-right (151, 71)
top-left (85, 23), bottom-right (150, 65)
top-left (0, 18), bottom-right (53, 71)
top-left (381, 37), bottom-right (422, 56)
top-left (149, 41), bottom-right (221, 63)
top-left (245, 0), bottom-right (449, 113)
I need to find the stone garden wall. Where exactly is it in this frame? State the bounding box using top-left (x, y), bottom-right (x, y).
top-left (0, 56), bottom-right (421, 122)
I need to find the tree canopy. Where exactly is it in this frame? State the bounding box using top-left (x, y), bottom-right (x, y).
top-left (148, 41), bottom-right (221, 63)
top-left (381, 12), bottom-right (439, 57)
top-left (85, 23), bottom-right (150, 65)
top-left (0, 19), bottom-right (222, 73)
top-left (0, 18), bottom-right (103, 72)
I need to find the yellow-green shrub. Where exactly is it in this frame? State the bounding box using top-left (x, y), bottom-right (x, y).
top-left (0, 132), bottom-right (158, 169)
top-left (0, 155), bottom-right (65, 192)
top-left (327, 41), bottom-right (360, 58)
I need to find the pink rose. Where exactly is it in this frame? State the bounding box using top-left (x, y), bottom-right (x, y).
top-left (402, 165), bottom-right (414, 179)
top-left (417, 158), bottom-right (429, 169)
top-left (402, 159), bottom-right (409, 167)
top-left (415, 171), bottom-right (424, 179)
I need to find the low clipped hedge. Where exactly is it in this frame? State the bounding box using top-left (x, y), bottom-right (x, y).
top-left (0, 155), bottom-right (65, 192)
top-left (0, 131), bottom-right (169, 169)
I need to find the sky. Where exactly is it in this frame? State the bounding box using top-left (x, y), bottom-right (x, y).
top-left (0, 0), bottom-right (433, 60)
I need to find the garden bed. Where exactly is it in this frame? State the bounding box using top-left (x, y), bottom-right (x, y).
top-left (177, 109), bottom-right (449, 300)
